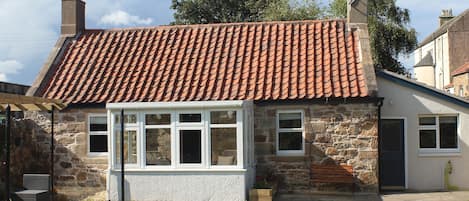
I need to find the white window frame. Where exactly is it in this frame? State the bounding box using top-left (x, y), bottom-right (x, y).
top-left (418, 114), bottom-right (460, 154)
top-left (142, 111), bottom-right (174, 169)
top-left (107, 104), bottom-right (245, 171)
top-left (88, 114), bottom-right (108, 157)
top-left (111, 112), bottom-right (140, 169)
top-left (176, 126), bottom-right (206, 168)
top-left (208, 109), bottom-right (243, 169)
top-left (276, 110), bottom-right (305, 156)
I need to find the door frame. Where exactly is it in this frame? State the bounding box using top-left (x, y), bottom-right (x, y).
top-left (380, 117), bottom-right (408, 190)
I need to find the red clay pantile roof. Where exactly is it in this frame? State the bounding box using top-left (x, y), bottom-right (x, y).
top-left (40, 20), bottom-right (370, 104)
top-left (452, 62), bottom-right (469, 76)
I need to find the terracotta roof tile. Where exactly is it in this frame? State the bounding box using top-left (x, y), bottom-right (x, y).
top-left (452, 62), bottom-right (469, 76)
top-left (41, 20), bottom-right (371, 103)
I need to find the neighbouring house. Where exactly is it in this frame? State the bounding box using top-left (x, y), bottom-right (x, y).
top-left (413, 8), bottom-right (469, 97)
top-left (451, 62), bottom-right (469, 98)
top-left (24, 0), bottom-right (381, 200)
top-left (377, 70), bottom-right (469, 191)
top-left (0, 81), bottom-right (29, 95)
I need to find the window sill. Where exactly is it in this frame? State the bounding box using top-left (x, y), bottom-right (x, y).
top-left (276, 151), bottom-right (305, 156)
top-left (87, 153), bottom-right (108, 157)
top-left (418, 151), bottom-right (461, 157)
top-left (110, 168), bottom-right (247, 173)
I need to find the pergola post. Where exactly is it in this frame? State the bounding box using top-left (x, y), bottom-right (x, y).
top-left (120, 109), bottom-right (125, 201)
top-left (4, 104), bottom-right (11, 201)
top-left (0, 93), bottom-right (66, 201)
top-left (50, 106), bottom-right (55, 201)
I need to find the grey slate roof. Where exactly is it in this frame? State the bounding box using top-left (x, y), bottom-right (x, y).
top-left (418, 9), bottom-right (469, 47)
top-left (414, 52), bottom-right (434, 67)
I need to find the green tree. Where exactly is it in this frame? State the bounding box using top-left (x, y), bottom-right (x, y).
top-left (171, 0), bottom-right (322, 24)
top-left (171, 0), bottom-right (274, 24)
top-left (328, 0), bottom-right (347, 18)
top-left (327, 0), bottom-right (417, 73)
top-left (263, 0), bottom-right (322, 21)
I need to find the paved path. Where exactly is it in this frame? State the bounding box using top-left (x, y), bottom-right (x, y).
top-left (382, 191), bottom-right (469, 201)
top-left (275, 191), bottom-right (469, 201)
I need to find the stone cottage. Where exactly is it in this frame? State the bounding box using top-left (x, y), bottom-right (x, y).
top-left (24, 0), bottom-right (380, 200)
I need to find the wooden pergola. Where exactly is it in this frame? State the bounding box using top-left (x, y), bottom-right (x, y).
top-left (0, 92), bottom-right (67, 201)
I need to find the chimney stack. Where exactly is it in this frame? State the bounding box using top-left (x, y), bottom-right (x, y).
top-left (439, 9), bottom-right (454, 27)
top-left (61, 0), bottom-right (85, 35)
top-left (347, 0), bottom-right (368, 24)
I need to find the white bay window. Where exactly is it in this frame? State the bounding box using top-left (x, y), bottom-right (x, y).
top-left (107, 101), bottom-right (250, 170)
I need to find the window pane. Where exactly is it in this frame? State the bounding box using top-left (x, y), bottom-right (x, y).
top-left (419, 130), bottom-right (436, 148)
top-left (278, 132), bottom-right (302, 150)
top-left (146, 128), bottom-right (171, 165)
top-left (114, 114), bottom-right (137, 124)
top-left (90, 116), bottom-right (107, 131)
top-left (90, 135), bottom-right (108, 152)
top-left (419, 117), bottom-right (436, 125)
top-left (115, 130), bottom-right (137, 164)
top-left (180, 130), bottom-right (202, 163)
top-left (211, 128), bottom-right (237, 165)
top-left (440, 116), bottom-right (458, 149)
top-left (279, 113), bottom-right (302, 128)
top-left (179, 114), bottom-right (201, 123)
top-left (146, 114), bottom-right (171, 125)
top-left (210, 111), bottom-right (236, 124)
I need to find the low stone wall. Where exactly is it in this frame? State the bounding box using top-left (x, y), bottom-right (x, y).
top-left (0, 108), bottom-right (108, 201)
top-left (254, 103), bottom-right (379, 194)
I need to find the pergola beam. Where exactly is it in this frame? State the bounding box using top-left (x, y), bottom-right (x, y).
top-left (0, 92), bottom-right (67, 111)
top-left (0, 92), bottom-right (63, 105)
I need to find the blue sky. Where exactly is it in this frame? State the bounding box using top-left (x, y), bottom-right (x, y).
top-left (0, 0), bottom-right (466, 85)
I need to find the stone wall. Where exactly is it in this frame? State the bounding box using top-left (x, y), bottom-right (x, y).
top-left (0, 108), bottom-right (108, 201)
top-left (452, 73), bottom-right (469, 98)
top-left (0, 117), bottom-right (50, 199)
top-left (254, 103), bottom-right (379, 194)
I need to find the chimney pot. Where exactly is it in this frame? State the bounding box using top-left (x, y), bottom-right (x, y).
top-left (61, 0), bottom-right (85, 35)
top-left (439, 9), bottom-right (454, 27)
top-left (347, 0), bottom-right (368, 24)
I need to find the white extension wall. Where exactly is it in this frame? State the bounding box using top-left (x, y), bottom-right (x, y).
top-left (105, 100), bottom-right (256, 201)
top-left (108, 170), bottom-right (248, 201)
top-left (378, 76), bottom-right (469, 191)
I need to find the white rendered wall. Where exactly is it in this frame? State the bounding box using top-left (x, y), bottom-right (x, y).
top-left (414, 33), bottom-right (450, 89)
top-left (378, 77), bottom-right (469, 191)
top-left (414, 66), bottom-right (435, 86)
top-left (108, 170), bottom-right (247, 201)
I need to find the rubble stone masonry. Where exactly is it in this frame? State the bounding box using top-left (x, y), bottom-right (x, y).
top-left (254, 103), bottom-right (379, 194)
top-left (1, 108), bottom-right (108, 201)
